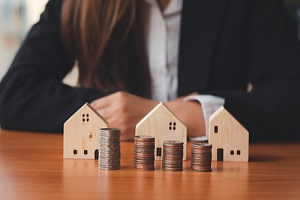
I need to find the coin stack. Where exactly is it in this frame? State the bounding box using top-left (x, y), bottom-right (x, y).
top-left (191, 143), bottom-right (212, 172)
top-left (134, 135), bottom-right (155, 170)
top-left (98, 128), bottom-right (121, 170)
top-left (162, 140), bottom-right (184, 171)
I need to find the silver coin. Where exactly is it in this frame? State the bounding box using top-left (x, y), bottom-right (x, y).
top-left (98, 128), bottom-right (121, 170)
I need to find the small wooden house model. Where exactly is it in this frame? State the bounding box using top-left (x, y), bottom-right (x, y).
top-left (64, 103), bottom-right (108, 159)
top-left (135, 102), bottom-right (187, 160)
top-left (208, 106), bottom-right (249, 162)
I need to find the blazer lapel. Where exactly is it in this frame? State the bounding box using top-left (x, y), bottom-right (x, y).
top-left (178, 0), bottom-right (228, 96)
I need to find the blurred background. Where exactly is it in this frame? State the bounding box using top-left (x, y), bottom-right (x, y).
top-left (0, 0), bottom-right (300, 82)
top-left (0, 0), bottom-right (47, 80)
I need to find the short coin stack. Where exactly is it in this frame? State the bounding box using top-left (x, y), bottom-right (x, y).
top-left (98, 128), bottom-right (121, 170)
top-left (162, 140), bottom-right (184, 171)
top-left (134, 135), bottom-right (155, 170)
top-left (191, 143), bottom-right (212, 172)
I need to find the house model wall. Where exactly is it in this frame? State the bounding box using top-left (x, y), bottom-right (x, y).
top-left (135, 102), bottom-right (187, 160)
top-left (208, 106), bottom-right (249, 162)
top-left (64, 103), bottom-right (108, 159)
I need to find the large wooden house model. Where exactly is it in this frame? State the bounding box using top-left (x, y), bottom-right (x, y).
top-left (135, 102), bottom-right (187, 160)
top-left (208, 106), bottom-right (249, 162)
top-left (64, 103), bottom-right (108, 159)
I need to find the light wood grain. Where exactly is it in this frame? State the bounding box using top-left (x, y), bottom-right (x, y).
top-left (1, 129), bottom-right (300, 200)
top-left (136, 102), bottom-right (187, 160)
top-left (64, 103), bottom-right (108, 159)
top-left (209, 106), bottom-right (249, 162)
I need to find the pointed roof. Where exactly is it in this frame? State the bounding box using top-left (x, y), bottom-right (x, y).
top-left (136, 102), bottom-right (184, 127)
top-left (64, 102), bottom-right (108, 125)
top-left (209, 106), bottom-right (247, 132)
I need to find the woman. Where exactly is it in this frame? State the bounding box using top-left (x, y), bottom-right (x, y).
top-left (0, 0), bottom-right (300, 140)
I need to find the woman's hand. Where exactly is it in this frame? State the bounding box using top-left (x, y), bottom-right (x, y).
top-left (91, 91), bottom-right (206, 140)
top-left (165, 95), bottom-right (206, 138)
top-left (90, 91), bottom-right (158, 140)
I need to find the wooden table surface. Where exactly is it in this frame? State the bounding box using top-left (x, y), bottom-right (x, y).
top-left (0, 129), bottom-right (300, 200)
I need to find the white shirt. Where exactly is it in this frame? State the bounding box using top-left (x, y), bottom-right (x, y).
top-left (145, 0), bottom-right (181, 101)
top-left (145, 0), bottom-right (224, 141)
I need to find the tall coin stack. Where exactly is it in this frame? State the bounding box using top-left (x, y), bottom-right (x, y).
top-left (191, 143), bottom-right (212, 172)
top-left (98, 128), bottom-right (121, 170)
top-left (134, 135), bottom-right (155, 170)
top-left (162, 140), bottom-right (184, 171)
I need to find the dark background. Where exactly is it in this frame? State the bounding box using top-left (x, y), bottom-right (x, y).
top-left (284, 0), bottom-right (300, 36)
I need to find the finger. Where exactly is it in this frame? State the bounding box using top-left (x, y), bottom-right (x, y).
top-left (90, 94), bottom-right (114, 109)
top-left (96, 106), bottom-right (113, 121)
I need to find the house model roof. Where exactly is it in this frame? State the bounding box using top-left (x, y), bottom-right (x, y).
top-left (63, 103), bottom-right (108, 159)
top-left (136, 102), bottom-right (187, 160)
top-left (209, 106), bottom-right (249, 162)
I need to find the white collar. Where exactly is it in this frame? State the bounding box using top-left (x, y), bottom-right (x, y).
top-left (144, 0), bottom-right (183, 16)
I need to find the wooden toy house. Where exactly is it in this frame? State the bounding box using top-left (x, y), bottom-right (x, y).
top-left (64, 103), bottom-right (108, 159)
top-left (135, 102), bottom-right (187, 160)
top-left (208, 106), bottom-right (249, 162)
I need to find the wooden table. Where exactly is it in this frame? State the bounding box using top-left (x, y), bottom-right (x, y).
top-left (0, 129), bottom-right (300, 200)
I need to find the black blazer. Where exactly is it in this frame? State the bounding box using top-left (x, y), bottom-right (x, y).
top-left (1, 0), bottom-right (300, 140)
